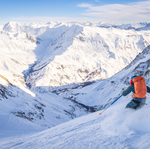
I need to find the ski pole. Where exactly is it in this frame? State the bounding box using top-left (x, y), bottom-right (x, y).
top-left (99, 95), bottom-right (122, 115)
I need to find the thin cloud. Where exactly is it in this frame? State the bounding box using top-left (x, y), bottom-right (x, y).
top-left (77, 3), bottom-right (92, 8)
top-left (10, 1), bottom-right (150, 24)
top-left (77, 0), bottom-right (150, 22)
top-left (11, 16), bottom-right (100, 24)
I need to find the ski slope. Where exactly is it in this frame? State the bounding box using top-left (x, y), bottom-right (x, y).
top-left (1, 98), bottom-right (150, 149)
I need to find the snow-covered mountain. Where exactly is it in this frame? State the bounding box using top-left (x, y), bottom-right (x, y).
top-left (25, 22), bottom-right (150, 89)
top-left (0, 21), bottom-right (150, 127)
top-left (0, 29), bottom-right (150, 148)
top-left (1, 21), bottom-right (150, 89)
top-left (1, 21), bottom-right (150, 147)
top-left (0, 22), bottom-right (96, 133)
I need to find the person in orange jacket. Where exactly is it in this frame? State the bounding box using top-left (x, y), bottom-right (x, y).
top-left (122, 75), bottom-right (150, 109)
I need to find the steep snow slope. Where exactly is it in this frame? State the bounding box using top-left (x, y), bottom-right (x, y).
top-left (1, 107), bottom-right (150, 149)
top-left (1, 43), bottom-right (150, 149)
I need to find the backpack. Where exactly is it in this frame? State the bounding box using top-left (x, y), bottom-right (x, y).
top-left (132, 76), bottom-right (147, 98)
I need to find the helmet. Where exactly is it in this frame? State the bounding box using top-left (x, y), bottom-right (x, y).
top-left (130, 75), bottom-right (137, 85)
top-left (131, 75), bottom-right (137, 80)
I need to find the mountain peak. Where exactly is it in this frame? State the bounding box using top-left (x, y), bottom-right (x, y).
top-left (3, 21), bottom-right (22, 32)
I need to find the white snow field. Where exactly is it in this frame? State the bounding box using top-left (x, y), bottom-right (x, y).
top-left (0, 21), bottom-right (150, 149)
top-left (0, 100), bottom-right (150, 149)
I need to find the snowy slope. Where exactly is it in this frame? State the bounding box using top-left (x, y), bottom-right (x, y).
top-left (0, 29), bottom-right (150, 149)
top-left (0, 21), bottom-right (150, 121)
top-left (1, 97), bottom-right (150, 149)
top-left (0, 73), bottom-right (93, 132)
top-left (0, 28), bottom-right (150, 149)
top-left (0, 21), bottom-right (150, 148)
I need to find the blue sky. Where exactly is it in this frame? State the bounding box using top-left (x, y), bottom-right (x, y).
top-left (0, 0), bottom-right (150, 24)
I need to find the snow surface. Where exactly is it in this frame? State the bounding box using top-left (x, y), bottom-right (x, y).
top-left (1, 100), bottom-right (150, 149)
